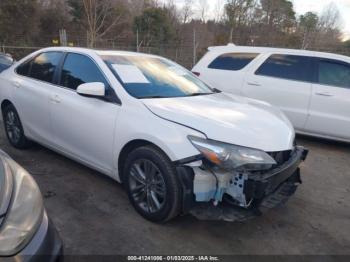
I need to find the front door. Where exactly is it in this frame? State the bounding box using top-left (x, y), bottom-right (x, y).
top-left (50, 53), bottom-right (119, 173)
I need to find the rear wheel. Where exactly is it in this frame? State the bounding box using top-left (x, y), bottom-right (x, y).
top-left (124, 146), bottom-right (181, 222)
top-left (3, 104), bottom-right (32, 149)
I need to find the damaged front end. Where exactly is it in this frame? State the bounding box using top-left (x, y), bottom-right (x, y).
top-left (176, 143), bottom-right (308, 222)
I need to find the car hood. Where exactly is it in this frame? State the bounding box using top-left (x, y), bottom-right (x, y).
top-left (142, 93), bottom-right (295, 152)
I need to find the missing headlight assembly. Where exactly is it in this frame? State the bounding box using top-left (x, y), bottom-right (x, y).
top-left (176, 138), bottom-right (308, 222)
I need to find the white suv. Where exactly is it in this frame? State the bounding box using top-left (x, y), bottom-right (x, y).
top-left (0, 47), bottom-right (307, 222)
top-left (193, 44), bottom-right (350, 143)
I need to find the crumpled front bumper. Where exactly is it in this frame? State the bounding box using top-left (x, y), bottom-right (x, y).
top-left (177, 146), bottom-right (308, 222)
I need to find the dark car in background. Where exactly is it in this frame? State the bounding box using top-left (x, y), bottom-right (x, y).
top-left (0, 53), bottom-right (13, 73)
top-left (0, 150), bottom-right (62, 261)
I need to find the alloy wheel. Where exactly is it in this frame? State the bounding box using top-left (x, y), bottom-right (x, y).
top-left (128, 159), bottom-right (166, 214)
top-left (5, 110), bottom-right (21, 144)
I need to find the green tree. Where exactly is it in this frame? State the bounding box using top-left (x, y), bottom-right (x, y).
top-left (260, 0), bottom-right (296, 31)
top-left (225, 0), bottom-right (256, 43)
top-left (344, 40), bottom-right (350, 48)
top-left (39, 0), bottom-right (70, 45)
top-left (134, 7), bottom-right (175, 48)
top-left (0, 0), bottom-right (40, 45)
top-left (299, 12), bottom-right (319, 49)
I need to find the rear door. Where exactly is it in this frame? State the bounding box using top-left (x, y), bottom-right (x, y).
top-left (13, 52), bottom-right (63, 144)
top-left (305, 58), bottom-right (350, 140)
top-left (243, 54), bottom-right (313, 131)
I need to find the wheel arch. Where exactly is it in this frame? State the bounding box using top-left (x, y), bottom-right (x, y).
top-left (1, 99), bottom-right (16, 123)
top-left (117, 139), bottom-right (171, 183)
top-left (1, 99), bottom-right (13, 115)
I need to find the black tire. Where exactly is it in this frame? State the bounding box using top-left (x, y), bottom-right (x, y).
top-left (123, 146), bottom-right (182, 223)
top-left (3, 104), bottom-right (32, 149)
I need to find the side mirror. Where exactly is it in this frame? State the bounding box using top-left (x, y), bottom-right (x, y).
top-left (77, 82), bottom-right (105, 97)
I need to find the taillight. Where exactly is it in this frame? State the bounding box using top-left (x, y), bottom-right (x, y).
top-left (192, 71), bottom-right (200, 77)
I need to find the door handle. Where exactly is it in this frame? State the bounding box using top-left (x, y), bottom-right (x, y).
top-left (247, 82), bottom-right (261, 87)
top-left (50, 95), bottom-right (61, 104)
top-left (315, 92), bottom-right (333, 97)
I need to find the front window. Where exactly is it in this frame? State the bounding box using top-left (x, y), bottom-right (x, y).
top-left (60, 53), bottom-right (108, 90)
top-left (101, 54), bottom-right (215, 99)
top-left (255, 54), bottom-right (313, 82)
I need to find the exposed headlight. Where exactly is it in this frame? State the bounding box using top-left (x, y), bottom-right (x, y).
top-left (0, 157), bottom-right (43, 256)
top-left (188, 136), bottom-right (277, 171)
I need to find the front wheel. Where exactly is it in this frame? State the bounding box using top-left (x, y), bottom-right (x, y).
top-left (124, 146), bottom-right (182, 223)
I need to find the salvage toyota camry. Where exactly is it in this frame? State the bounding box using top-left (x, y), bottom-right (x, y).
top-left (0, 47), bottom-right (308, 222)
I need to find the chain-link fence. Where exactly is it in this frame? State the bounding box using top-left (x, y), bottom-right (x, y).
top-left (1, 32), bottom-right (349, 70)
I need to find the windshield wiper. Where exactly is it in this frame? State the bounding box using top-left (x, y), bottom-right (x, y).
top-left (189, 92), bottom-right (214, 97)
top-left (138, 96), bottom-right (168, 99)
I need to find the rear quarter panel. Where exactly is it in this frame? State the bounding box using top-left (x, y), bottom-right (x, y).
top-left (0, 67), bottom-right (17, 121)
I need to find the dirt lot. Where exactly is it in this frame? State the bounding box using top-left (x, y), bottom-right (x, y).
top-left (1, 123), bottom-right (349, 255)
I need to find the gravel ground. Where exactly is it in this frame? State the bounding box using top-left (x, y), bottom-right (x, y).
top-left (1, 124), bottom-right (349, 255)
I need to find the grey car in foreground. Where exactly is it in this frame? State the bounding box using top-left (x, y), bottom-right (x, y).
top-left (0, 150), bottom-right (62, 261)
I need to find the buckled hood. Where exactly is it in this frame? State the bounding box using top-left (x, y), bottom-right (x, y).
top-left (142, 93), bottom-right (295, 152)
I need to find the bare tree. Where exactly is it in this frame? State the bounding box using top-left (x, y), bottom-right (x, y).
top-left (181, 0), bottom-right (194, 24)
top-left (318, 3), bottom-right (342, 31)
top-left (82, 0), bottom-right (124, 47)
top-left (197, 0), bottom-right (209, 23)
top-left (214, 0), bottom-right (225, 23)
top-left (315, 3), bottom-right (343, 48)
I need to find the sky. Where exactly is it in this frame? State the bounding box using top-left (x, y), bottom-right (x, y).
top-left (165, 0), bottom-right (350, 41)
top-left (293, 0), bottom-right (350, 41)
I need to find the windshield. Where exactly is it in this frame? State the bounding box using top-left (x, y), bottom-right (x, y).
top-left (100, 54), bottom-right (215, 99)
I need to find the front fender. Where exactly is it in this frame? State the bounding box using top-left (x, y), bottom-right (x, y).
top-left (113, 104), bottom-right (204, 181)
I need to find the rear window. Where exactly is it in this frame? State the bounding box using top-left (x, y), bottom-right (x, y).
top-left (16, 52), bottom-right (62, 83)
top-left (16, 60), bottom-right (32, 76)
top-left (29, 52), bottom-right (62, 83)
top-left (208, 53), bottom-right (259, 71)
top-left (255, 54), bottom-right (312, 82)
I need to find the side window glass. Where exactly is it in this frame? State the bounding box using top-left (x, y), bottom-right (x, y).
top-left (208, 53), bottom-right (259, 71)
top-left (318, 60), bottom-right (350, 89)
top-left (255, 54), bottom-right (312, 82)
top-left (29, 52), bottom-right (62, 83)
top-left (16, 60), bottom-right (32, 77)
top-left (60, 53), bottom-right (107, 90)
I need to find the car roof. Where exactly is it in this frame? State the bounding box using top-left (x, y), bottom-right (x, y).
top-left (207, 44), bottom-right (350, 61)
top-left (37, 47), bottom-right (161, 59)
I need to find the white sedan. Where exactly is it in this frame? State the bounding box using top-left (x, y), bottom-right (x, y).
top-left (0, 47), bottom-right (307, 222)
